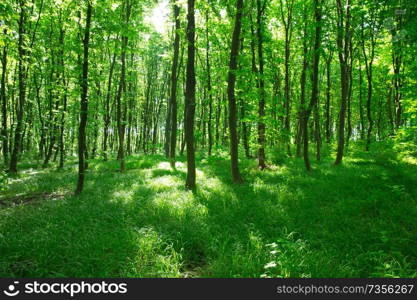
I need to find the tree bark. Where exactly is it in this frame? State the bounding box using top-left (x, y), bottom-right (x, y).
top-left (1, 37), bottom-right (8, 166)
top-left (169, 1), bottom-right (180, 168)
top-left (334, 0), bottom-right (351, 166)
top-left (75, 1), bottom-right (92, 194)
top-left (325, 52), bottom-right (332, 143)
top-left (205, 11), bottom-right (214, 157)
top-left (103, 49), bottom-right (117, 161)
top-left (116, 0), bottom-right (131, 172)
top-left (9, 0), bottom-right (27, 174)
top-left (184, 0), bottom-right (196, 189)
top-left (302, 0), bottom-right (322, 171)
top-left (279, 0), bottom-right (294, 156)
top-left (227, 0), bottom-right (244, 183)
top-left (257, 0), bottom-right (266, 170)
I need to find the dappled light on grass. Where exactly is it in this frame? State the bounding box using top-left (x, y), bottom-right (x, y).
top-left (1, 153), bottom-right (416, 277)
top-left (156, 161), bottom-right (185, 170)
top-left (148, 176), bottom-right (182, 191)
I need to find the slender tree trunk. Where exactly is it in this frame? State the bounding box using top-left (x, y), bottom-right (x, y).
top-left (297, 13), bottom-right (308, 158)
top-left (103, 50), bottom-right (116, 161)
top-left (215, 93), bottom-right (220, 147)
top-left (116, 0), bottom-right (131, 172)
top-left (169, 2), bottom-right (180, 168)
top-left (334, 0), bottom-right (350, 166)
top-left (302, 0), bottom-right (322, 171)
top-left (358, 65), bottom-right (365, 140)
top-left (387, 86), bottom-right (394, 134)
top-left (361, 15), bottom-right (375, 152)
top-left (9, 0), bottom-right (27, 174)
top-left (1, 39), bottom-right (8, 166)
top-left (227, 0), bottom-right (244, 183)
top-left (184, 0), bottom-right (196, 189)
top-left (314, 98), bottom-right (321, 161)
top-left (58, 77), bottom-right (67, 169)
top-left (392, 14), bottom-right (403, 130)
top-left (257, 0), bottom-right (266, 170)
top-left (346, 45), bottom-right (353, 150)
top-left (325, 53), bottom-right (332, 143)
top-left (205, 12), bottom-right (214, 157)
top-left (279, 0), bottom-right (294, 156)
top-left (75, 1), bottom-right (92, 194)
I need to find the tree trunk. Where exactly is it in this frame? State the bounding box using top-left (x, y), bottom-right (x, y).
top-left (116, 0), bottom-right (131, 172)
top-left (9, 0), bottom-right (27, 174)
top-left (358, 65), bottom-right (365, 140)
top-left (279, 0), bottom-right (294, 157)
top-left (325, 53), bottom-right (332, 143)
top-left (297, 12), bottom-right (308, 157)
top-left (169, 2), bottom-right (180, 168)
top-left (75, 1), bottom-right (92, 194)
top-left (227, 0), bottom-right (244, 183)
top-left (257, 0), bottom-right (266, 170)
top-left (1, 39), bottom-right (8, 166)
top-left (334, 0), bottom-right (350, 166)
top-left (184, 0), bottom-right (196, 189)
top-left (205, 11), bottom-right (214, 157)
top-left (302, 0), bottom-right (322, 171)
top-left (103, 50), bottom-right (116, 161)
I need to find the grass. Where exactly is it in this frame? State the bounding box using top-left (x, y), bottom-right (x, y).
top-left (0, 145), bottom-right (416, 278)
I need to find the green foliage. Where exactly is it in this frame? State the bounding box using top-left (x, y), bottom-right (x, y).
top-left (394, 127), bottom-right (417, 158)
top-left (0, 170), bottom-right (7, 192)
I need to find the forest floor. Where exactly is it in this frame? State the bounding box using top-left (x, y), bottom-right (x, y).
top-left (1, 145), bottom-right (417, 277)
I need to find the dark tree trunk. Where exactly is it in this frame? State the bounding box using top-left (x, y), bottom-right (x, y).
top-left (325, 52), bottom-right (332, 143)
top-left (75, 1), bottom-right (92, 194)
top-left (103, 50), bottom-right (116, 161)
top-left (257, 0), bottom-right (266, 170)
top-left (361, 14), bottom-right (376, 152)
top-left (279, 0), bottom-right (294, 156)
top-left (58, 27), bottom-right (67, 169)
top-left (205, 11), bottom-right (214, 157)
top-left (392, 14), bottom-right (403, 130)
top-left (346, 42), bottom-right (353, 150)
top-left (358, 65), bottom-right (365, 140)
top-left (169, 2), bottom-right (180, 168)
top-left (116, 0), bottom-right (131, 172)
top-left (227, 0), bottom-right (244, 183)
top-left (297, 12), bottom-right (308, 158)
top-left (215, 94), bottom-right (220, 147)
top-left (387, 86), bottom-right (394, 134)
top-left (302, 0), bottom-right (322, 171)
top-left (184, 0), bottom-right (196, 189)
top-left (1, 39), bottom-right (8, 166)
top-left (9, 0), bottom-right (27, 174)
top-left (334, 0), bottom-right (351, 166)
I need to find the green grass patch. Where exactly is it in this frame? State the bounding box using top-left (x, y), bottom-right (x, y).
top-left (0, 150), bottom-right (416, 277)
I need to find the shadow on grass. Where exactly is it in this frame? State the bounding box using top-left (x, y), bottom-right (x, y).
top-left (0, 153), bottom-right (416, 278)
top-left (194, 154), bottom-right (417, 277)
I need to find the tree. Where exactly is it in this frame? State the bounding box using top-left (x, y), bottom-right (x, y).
top-left (360, 6), bottom-right (378, 151)
top-left (302, 0), bottom-right (322, 171)
top-left (116, 0), bottom-right (132, 172)
top-left (279, 0), bottom-right (294, 156)
top-left (184, 0), bottom-right (196, 189)
top-left (75, 0), bottom-right (92, 194)
top-left (334, 0), bottom-right (352, 165)
top-left (257, 0), bottom-right (267, 170)
top-left (9, 0), bottom-right (28, 174)
top-left (1, 29), bottom-right (8, 166)
top-left (227, 0), bottom-right (245, 183)
top-left (169, 1), bottom-right (181, 169)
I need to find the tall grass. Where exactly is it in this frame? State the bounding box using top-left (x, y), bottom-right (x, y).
top-left (0, 145), bottom-right (416, 277)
